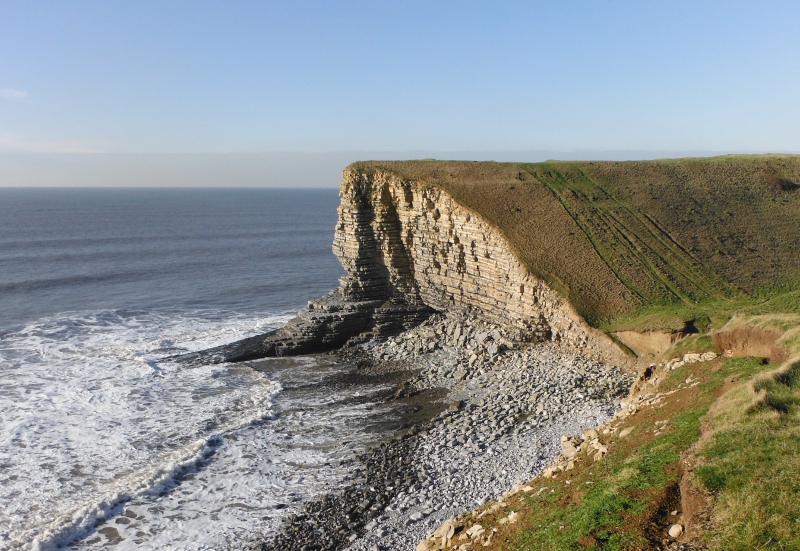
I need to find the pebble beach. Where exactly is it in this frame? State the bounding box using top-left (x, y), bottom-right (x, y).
top-left (261, 313), bottom-right (631, 551)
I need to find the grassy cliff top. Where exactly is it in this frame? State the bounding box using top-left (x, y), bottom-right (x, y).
top-left (349, 155), bottom-right (800, 328)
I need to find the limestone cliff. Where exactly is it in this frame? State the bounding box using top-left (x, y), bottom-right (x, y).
top-left (173, 165), bottom-right (624, 365)
top-left (333, 166), bottom-right (621, 361)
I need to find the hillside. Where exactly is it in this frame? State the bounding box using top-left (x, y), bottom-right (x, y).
top-left (350, 156), bottom-right (800, 328)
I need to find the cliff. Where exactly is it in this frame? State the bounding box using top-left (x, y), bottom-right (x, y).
top-left (176, 154), bottom-right (800, 367)
top-left (332, 166), bottom-right (615, 354)
top-left (358, 156), bottom-right (800, 326)
top-left (175, 163), bottom-right (623, 366)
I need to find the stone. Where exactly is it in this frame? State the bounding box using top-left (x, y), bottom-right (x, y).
top-left (542, 466), bottom-right (559, 478)
top-left (668, 524), bottom-right (683, 538)
top-left (618, 427), bottom-right (634, 438)
top-left (561, 439), bottom-right (579, 458)
top-left (433, 520), bottom-right (457, 540)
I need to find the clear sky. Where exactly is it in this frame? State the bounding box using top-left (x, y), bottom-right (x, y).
top-left (2, 1), bottom-right (799, 186)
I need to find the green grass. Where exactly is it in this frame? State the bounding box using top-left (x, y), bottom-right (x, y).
top-left (752, 361), bottom-right (800, 414)
top-left (668, 334), bottom-right (718, 358)
top-left (697, 359), bottom-right (800, 550)
top-left (746, 288), bottom-right (800, 314)
top-left (513, 408), bottom-right (706, 550)
top-left (515, 485), bottom-right (647, 551)
top-left (599, 288), bottom-right (800, 334)
top-left (711, 356), bottom-right (770, 386)
top-left (507, 357), bottom-right (776, 551)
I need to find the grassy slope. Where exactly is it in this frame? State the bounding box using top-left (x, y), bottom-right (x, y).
top-left (353, 155), bottom-right (800, 328)
top-left (696, 358), bottom-right (800, 549)
top-left (487, 355), bottom-right (784, 551)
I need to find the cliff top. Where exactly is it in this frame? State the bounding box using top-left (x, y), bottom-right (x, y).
top-left (349, 155), bottom-right (800, 329)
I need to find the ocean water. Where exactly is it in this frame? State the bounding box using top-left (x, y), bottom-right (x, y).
top-left (0, 188), bottom-right (407, 550)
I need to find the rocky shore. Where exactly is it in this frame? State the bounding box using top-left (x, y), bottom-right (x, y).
top-left (258, 313), bottom-right (631, 551)
top-left (191, 166), bottom-right (638, 550)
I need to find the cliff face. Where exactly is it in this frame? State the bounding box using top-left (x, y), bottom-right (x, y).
top-left (332, 167), bottom-right (614, 357)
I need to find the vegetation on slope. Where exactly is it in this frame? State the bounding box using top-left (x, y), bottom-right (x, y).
top-left (433, 348), bottom-right (800, 550)
top-left (695, 357), bottom-right (800, 549)
top-left (350, 155), bottom-right (800, 328)
top-left (424, 353), bottom-right (775, 550)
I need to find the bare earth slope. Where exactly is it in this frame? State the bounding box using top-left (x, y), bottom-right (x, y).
top-left (354, 155), bottom-right (800, 326)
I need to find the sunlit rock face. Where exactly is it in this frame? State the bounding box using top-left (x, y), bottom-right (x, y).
top-left (333, 167), bottom-right (612, 357)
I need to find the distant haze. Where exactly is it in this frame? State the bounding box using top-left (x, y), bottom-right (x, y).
top-left (3, 1), bottom-right (800, 187)
top-left (1, 149), bottom-right (786, 188)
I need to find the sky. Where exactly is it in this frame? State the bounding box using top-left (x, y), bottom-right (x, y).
top-left (1, 1), bottom-right (799, 187)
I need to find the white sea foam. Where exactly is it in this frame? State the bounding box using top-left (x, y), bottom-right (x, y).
top-left (1, 310), bottom-right (398, 550)
top-left (0, 310), bottom-right (286, 550)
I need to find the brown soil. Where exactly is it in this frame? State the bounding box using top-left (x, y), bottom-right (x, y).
top-left (678, 450), bottom-right (713, 545)
top-left (765, 173), bottom-right (800, 192)
top-left (712, 326), bottom-right (788, 363)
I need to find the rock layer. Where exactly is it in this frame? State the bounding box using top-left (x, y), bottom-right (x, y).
top-left (333, 167), bottom-right (621, 361)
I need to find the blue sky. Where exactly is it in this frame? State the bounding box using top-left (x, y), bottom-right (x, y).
top-left (1, 1), bottom-right (799, 185)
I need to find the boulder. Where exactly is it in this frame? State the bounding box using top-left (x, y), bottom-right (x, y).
top-left (668, 524), bottom-right (683, 538)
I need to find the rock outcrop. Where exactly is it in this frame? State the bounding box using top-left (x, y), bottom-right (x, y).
top-left (334, 167), bottom-right (619, 358)
top-left (173, 165), bottom-right (623, 366)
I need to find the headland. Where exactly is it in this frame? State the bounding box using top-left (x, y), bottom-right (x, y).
top-left (182, 155), bottom-right (800, 550)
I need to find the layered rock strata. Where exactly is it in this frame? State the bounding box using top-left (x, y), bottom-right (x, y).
top-left (331, 167), bottom-right (620, 360)
top-left (170, 289), bottom-right (431, 366)
top-left (174, 165), bottom-right (621, 365)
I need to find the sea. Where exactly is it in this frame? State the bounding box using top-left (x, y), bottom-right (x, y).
top-left (0, 188), bottom-right (413, 550)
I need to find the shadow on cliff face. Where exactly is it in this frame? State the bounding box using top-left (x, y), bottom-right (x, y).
top-left (167, 289), bottom-right (434, 367)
